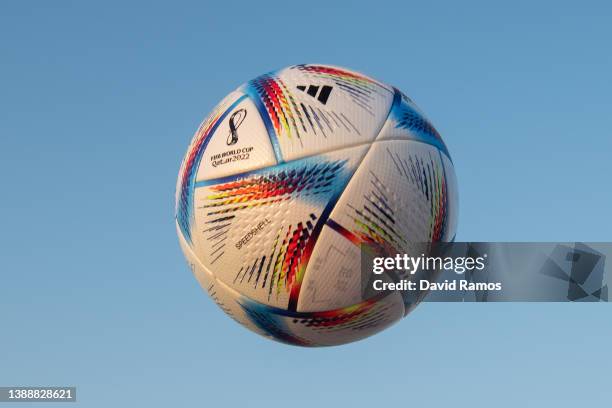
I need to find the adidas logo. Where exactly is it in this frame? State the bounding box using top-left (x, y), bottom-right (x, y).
top-left (296, 85), bottom-right (333, 105)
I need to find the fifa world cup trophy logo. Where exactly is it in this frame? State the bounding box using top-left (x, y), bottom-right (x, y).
top-left (226, 108), bottom-right (247, 146)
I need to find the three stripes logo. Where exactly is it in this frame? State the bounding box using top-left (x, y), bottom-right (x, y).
top-left (296, 85), bottom-right (333, 105)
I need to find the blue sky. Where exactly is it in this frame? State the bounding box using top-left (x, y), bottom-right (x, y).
top-left (1, 1), bottom-right (611, 406)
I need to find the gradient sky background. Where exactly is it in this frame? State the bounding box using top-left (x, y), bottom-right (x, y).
top-left (1, 1), bottom-right (611, 407)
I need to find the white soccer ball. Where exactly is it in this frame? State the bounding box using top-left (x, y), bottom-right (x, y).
top-left (176, 64), bottom-right (458, 346)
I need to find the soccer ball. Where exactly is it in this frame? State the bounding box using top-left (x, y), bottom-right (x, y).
top-left (176, 64), bottom-right (458, 346)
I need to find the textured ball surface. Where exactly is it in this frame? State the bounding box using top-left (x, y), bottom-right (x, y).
top-left (176, 64), bottom-right (458, 346)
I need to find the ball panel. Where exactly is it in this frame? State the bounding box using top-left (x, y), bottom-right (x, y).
top-left (296, 225), bottom-right (403, 313)
top-left (299, 140), bottom-right (458, 312)
top-left (296, 225), bottom-right (363, 312)
top-left (376, 89), bottom-right (450, 160)
top-left (176, 90), bottom-right (247, 246)
top-left (325, 139), bottom-right (457, 247)
top-left (241, 64), bottom-right (395, 162)
top-left (190, 144), bottom-right (369, 310)
top-left (195, 93), bottom-right (279, 181)
top-left (238, 291), bottom-right (405, 347)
